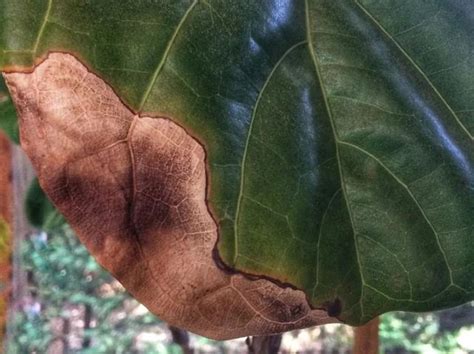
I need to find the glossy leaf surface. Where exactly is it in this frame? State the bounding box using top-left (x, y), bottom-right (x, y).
top-left (1, 0), bottom-right (473, 331)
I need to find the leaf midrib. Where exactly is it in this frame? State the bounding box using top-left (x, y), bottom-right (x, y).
top-left (304, 0), bottom-right (366, 317)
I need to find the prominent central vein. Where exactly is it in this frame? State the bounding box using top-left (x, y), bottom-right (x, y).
top-left (233, 40), bottom-right (307, 265)
top-left (138, 0), bottom-right (199, 111)
top-left (304, 0), bottom-right (366, 315)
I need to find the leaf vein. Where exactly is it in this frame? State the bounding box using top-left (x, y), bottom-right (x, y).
top-left (138, 0), bottom-right (199, 111)
top-left (32, 0), bottom-right (53, 55)
top-left (304, 0), bottom-right (366, 317)
top-left (338, 140), bottom-right (454, 285)
top-left (233, 40), bottom-right (307, 264)
top-left (354, 0), bottom-right (473, 140)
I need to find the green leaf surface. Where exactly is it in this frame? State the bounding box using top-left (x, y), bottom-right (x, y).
top-left (25, 178), bottom-right (65, 231)
top-left (1, 0), bottom-right (473, 326)
top-left (0, 76), bottom-right (18, 143)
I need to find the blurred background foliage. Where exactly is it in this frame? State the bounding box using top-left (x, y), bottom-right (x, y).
top-left (0, 78), bottom-right (18, 144)
top-left (5, 223), bottom-right (474, 353)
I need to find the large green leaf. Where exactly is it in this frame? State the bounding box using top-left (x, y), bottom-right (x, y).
top-left (1, 0), bottom-right (473, 337)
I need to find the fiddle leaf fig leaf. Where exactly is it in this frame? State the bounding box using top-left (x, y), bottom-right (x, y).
top-left (1, 0), bottom-right (473, 339)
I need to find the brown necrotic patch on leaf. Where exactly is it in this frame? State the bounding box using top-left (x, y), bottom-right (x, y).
top-left (3, 53), bottom-right (335, 339)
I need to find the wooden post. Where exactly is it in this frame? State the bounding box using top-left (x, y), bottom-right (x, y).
top-left (0, 132), bottom-right (12, 346)
top-left (353, 317), bottom-right (380, 354)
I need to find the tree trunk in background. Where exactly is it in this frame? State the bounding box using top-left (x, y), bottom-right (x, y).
top-left (62, 317), bottom-right (71, 354)
top-left (168, 325), bottom-right (194, 354)
top-left (82, 303), bottom-right (93, 349)
top-left (0, 132), bottom-right (12, 347)
top-left (246, 334), bottom-right (282, 354)
top-left (353, 317), bottom-right (380, 354)
top-left (4, 141), bottom-right (34, 349)
top-left (10, 144), bottom-right (34, 299)
top-left (168, 325), bottom-right (193, 354)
